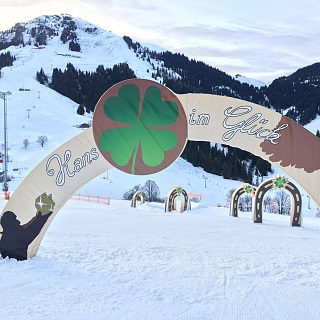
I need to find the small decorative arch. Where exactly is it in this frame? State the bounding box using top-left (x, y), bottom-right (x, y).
top-left (164, 186), bottom-right (191, 213)
top-left (131, 191), bottom-right (145, 207)
top-left (253, 176), bottom-right (302, 226)
top-left (229, 184), bottom-right (256, 217)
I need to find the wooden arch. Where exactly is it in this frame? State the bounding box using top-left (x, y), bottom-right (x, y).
top-left (253, 176), bottom-right (302, 226)
top-left (164, 186), bottom-right (191, 213)
top-left (1, 79), bottom-right (319, 260)
top-left (229, 184), bottom-right (256, 217)
top-left (131, 191), bottom-right (145, 207)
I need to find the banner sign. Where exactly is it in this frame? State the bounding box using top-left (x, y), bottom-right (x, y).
top-left (1, 79), bottom-right (319, 260)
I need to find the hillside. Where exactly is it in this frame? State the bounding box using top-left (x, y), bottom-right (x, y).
top-left (0, 14), bottom-right (270, 184)
top-left (1, 14), bottom-right (320, 130)
top-left (0, 14), bottom-right (319, 210)
top-left (264, 63), bottom-right (320, 125)
top-left (0, 41), bottom-right (243, 205)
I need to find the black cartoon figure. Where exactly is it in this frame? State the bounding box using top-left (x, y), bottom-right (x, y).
top-left (0, 192), bottom-right (55, 261)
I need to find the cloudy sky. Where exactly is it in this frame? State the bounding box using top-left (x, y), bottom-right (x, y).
top-left (1, 0), bottom-right (320, 83)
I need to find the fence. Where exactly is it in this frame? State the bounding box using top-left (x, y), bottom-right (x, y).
top-left (70, 194), bottom-right (110, 205)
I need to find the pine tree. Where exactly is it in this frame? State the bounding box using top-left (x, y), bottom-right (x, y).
top-left (36, 68), bottom-right (48, 85)
top-left (77, 104), bottom-right (85, 115)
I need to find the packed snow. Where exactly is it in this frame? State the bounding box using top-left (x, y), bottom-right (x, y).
top-left (1, 15), bottom-right (320, 320)
top-left (1, 199), bottom-right (320, 320)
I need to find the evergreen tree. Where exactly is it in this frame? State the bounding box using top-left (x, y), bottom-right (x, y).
top-left (0, 52), bottom-right (16, 69)
top-left (36, 68), bottom-right (48, 85)
top-left (69, 41), bottom-right (81, 52)
top-left (46, 62), bottom-right (136, 112)
top-left (77, 104), bottom-right (85, 115)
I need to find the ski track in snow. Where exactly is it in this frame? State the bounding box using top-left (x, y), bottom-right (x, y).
top-left (1, 200), bottom-right (320, 319)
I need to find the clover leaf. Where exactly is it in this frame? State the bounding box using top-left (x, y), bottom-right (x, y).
top-left (244, 184), bottom-right (253, 194)
top-left (273, 176), bottom-right (287, 189)
top-left (98, 84), bottom-right (179, 174)
top-left (176, 187), bottom-right (183, 196)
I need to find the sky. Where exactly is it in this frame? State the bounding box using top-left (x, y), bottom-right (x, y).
top-left (1, 0), bottom-right (320, 83)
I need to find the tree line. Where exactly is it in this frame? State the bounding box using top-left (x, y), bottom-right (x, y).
top-left (123, 36), bottom-right (320, 127)
top-left (0, 51), bottom-right (16, 77)
top-left (262, 63), bottom-right (320, 125)
top-left (182, 141), bottom-right (271, 185)
top-left (42, 62), bottom-right (136, 112)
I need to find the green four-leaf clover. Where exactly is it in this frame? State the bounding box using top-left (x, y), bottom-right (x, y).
top-left (98, 84), bottom-right (179, 174)
top-left (273, 176), bottom-right (287, 189)
top-left (176, 187), bottom-right (183, 196)
top-left (243, 184), bottom-right (253, 194)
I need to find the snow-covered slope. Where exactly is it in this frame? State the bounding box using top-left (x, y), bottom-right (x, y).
top-left (0, 14), bottom-right (319, 213)
top-left (0, 14), bottom-right (164, 83)
top-left (305, 115), bottom-right (320, 135)
top-left (234, 74), bottom-right (267, 88)
top-left (1, 199), bottom-right (320, 320)
top-left (0, 45), bottom-right (238, 207)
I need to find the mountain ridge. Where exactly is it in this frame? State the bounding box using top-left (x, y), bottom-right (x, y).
top-left (1, 13), bottom-right (320, 127)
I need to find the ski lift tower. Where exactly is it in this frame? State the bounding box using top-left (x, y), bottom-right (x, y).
top-left (0, 91), bottom-right (11, 196)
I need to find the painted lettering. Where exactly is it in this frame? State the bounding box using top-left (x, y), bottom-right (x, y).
top-left (189, 109), bottom-right (210, 125)
top-left (90, 148), bottom-right (99, 161)
top-left (46, 154), bottom-right (65, 186)
top-left (197, 114), bottom-right (210, 125)
top-left (46, 148), bottom-right (99, 186)
top-left (222, 106), bottom-right (288, 144)
top-left (189, 109), bottom-right (197, 125)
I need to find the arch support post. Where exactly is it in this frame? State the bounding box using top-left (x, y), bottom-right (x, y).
top-left (229, 184), bottom-right (256, 217)
top-left (0, 128), bottom-right (113, 260)
top-left (131, 191), bottom-right (145, 208)
top-left (164, 186), bottom-right (190, 213)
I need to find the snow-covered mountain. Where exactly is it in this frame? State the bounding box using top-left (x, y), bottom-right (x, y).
top-left (0, 15), bottom-right (234, 204)
top-left (234, 74), bottom-right (267, 88)
top-left (0, 14), bottom-right (319, 211)
top-left (0, 14), bottom-right (167, 83)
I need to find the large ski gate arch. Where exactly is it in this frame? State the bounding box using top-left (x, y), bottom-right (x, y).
top-left (1, 79), bottom-right (319, 260)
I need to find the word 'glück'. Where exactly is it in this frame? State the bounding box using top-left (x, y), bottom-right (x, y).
top-left (222, 106), bottom-right (288, 144)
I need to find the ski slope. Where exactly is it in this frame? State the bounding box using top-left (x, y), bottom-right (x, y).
top-left (1, 199), bottom-right (320, 319)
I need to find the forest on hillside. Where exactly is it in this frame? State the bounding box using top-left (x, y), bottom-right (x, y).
top-left (36, 60), bottom-right (273, 185)
top-left (0, 51), bottom-right (15, 77)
